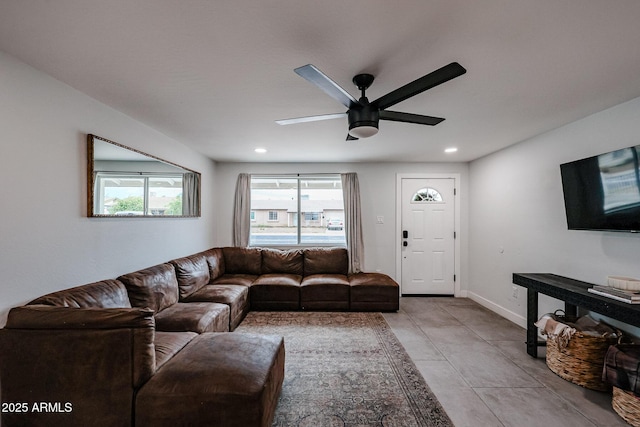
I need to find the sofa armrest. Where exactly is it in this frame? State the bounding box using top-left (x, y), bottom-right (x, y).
top-left (7, 305), bottom-right (155, 329)
top-left (0, 306), bottom-right (157, 427)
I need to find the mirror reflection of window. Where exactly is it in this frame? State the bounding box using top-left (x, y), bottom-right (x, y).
top-left (94, 173), bottom-right (184, 215)
top-left (88, 134), bottom-right (200, 217)
top-left (95, 175), bottom-right (145, 215)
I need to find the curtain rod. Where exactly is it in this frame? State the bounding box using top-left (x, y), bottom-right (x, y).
top-left (249, 173), bottom-right (347, 178)
top-left (95, 171), bottom-right (187, 176)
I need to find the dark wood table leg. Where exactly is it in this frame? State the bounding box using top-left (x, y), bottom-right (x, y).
top-left (564, 302), bottom-right (577, 318)
top-left (526, 288), bottom-right (539, 357)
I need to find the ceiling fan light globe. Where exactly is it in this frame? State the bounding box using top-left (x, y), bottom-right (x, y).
top-left (348, 125), bottom-right (378, 139)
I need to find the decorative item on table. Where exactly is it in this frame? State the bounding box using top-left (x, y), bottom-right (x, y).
top-left (535, 310), bottom-right (620, 391)
top-left (603, 344), bottom-right (640, 426)
top-left (588, 284), bottom-right (640, 304)
top-left (607, 276), bottom-right (640, 291)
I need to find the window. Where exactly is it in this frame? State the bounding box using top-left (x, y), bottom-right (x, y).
top-left (250, 175), bottom-right (345, 246)
top-left (94, 172), bottom-right (184, 215)
top-left (304, 212), bottom-right (320, 221)
top-left (412, 187), bottom-right (443, 203)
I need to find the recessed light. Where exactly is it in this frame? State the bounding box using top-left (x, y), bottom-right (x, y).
top-left (444, 147), bottom-right (458, 153)
top-left (255, 148), bottom-right (267, 154)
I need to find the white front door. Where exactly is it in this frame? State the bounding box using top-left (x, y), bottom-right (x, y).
top-left (401, 178), bottom-right (455, 295)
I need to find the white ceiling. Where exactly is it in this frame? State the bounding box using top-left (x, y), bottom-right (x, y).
top-left (2, 1), bottom-right (640, 163)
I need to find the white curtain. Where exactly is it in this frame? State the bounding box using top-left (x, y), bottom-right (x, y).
top-left (182, 172), bottom-right (200, 216)
top-left (232, 173), bottom-right (251, 247)
top-left (341, 172), bottom-right (364, 274)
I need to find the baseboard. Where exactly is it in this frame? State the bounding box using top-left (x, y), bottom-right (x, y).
top-left (467, 291), bottom-right (527, 329)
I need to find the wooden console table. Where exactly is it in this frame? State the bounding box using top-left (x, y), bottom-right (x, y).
top-left (512, 273), bottom-right (640, 358)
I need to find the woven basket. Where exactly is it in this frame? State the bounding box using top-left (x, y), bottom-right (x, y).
top-left (613, 386), bottom-right (640, 426)
top-left (543, 310), bottom-right (618, 391)
top-left (546, 331), bottom-right (617, 391)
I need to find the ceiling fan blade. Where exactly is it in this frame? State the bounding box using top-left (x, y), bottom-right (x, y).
top-left (276, 112), bottom-right (346, 125)
top-left (379, 110), bottom-right (445, 126)
top-left (294, 64), bottom-right (359, 108)
top-left (346, 134), bottom-right (359, 141)
top-left (373, 62), bottom-right (466, 110)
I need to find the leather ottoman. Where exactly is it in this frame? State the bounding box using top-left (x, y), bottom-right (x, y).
top-left (135, 332), bottom-right (285, 427)
top-left (349, 272), bottom-right (400, 311)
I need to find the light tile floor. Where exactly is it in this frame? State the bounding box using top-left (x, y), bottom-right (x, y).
top-left (383, 297), bottom-right (629, 427)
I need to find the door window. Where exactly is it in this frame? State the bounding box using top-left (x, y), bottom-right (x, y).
top-left (412, 187), bottom-right (443, 203)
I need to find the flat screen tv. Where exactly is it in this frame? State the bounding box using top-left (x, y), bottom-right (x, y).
top-left (560, 145), bottom-right (640, 232)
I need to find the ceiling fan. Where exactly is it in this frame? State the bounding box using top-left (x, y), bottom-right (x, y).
top-left (276, 62), bottom-right (466, 140)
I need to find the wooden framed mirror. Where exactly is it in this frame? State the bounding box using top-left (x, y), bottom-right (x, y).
top-left (87, 134), bottom-right (201, 217)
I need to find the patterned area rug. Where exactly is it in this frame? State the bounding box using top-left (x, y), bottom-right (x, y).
top-left (236, 311), bottom-right (453, 427)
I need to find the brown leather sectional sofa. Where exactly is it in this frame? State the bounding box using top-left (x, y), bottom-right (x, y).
top-left (0, 246), bottom-right (399, 427)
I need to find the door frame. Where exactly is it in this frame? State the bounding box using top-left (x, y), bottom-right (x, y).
top-left (396, 173), bottom-right (462, 297)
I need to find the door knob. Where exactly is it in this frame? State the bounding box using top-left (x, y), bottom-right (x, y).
top-left (403, 230), bottom-right (408, 238)
top-left (403, 241), bottom-right (408, 247)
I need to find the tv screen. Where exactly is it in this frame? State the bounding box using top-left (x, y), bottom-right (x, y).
top-left (560, 145), bottom-right (640, 232)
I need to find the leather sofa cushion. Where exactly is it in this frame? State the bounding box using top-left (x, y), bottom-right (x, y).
top-left (251, 275), bottom-right (301, 311)
top-left (202, 247), bottom-right (225, 280)
top-left (301, 274), bottom-right (349, 286)
top-left (261, 248), bottom-right (303, 275)
top-left (252, 274), bottom-right (302, 287)
top-left (212, 274), bottom-right (257, 287)
top-left (119, 263), bottom-right (179, 313)
top-left (304, 247), bottom-right (349, 276)
top-left (300, 282), bottom-right (349, 300)
top-left (183, 284), bottom-right (249, 331)
top-left (28, 279), bottom-right (131, 309)
top-left (300, 275), bottom-right (350, 310)
top-left (170, 254), bottom-right (210, 299)
top-left (154, 302), bottom-right (230, 333)
top-left (183, 284), bottom-right (248, 304)
top-left (222, 247), bottom-right (262, 275)
top-left (349, 272), bottom-right (399, 290)
top-left (154, 331), bottom-right (197, 370)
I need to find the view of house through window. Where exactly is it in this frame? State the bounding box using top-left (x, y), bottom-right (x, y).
top-left (94, 173), bottom-right (184, 215)
top-left (250, 175), bottom-right (346, 246)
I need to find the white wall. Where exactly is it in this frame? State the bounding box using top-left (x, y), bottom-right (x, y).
top-left (214, 162), bottom-right (469, 286)
top-left (0, 52), bottom-right (217, 326)
top-left (468, 96), bottom-right (640, 329)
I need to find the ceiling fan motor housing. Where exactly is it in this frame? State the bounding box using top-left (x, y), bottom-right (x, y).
top-left (348, 99), bottom-right (379, 137)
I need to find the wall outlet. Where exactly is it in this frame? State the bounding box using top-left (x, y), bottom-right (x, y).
top-left (376, 216), bottom-right (384, 224)
top-left (512, 285), bottom-right (519, 299)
